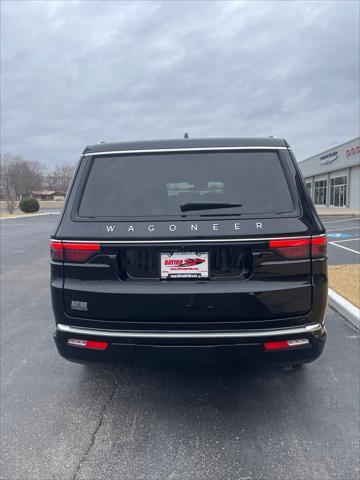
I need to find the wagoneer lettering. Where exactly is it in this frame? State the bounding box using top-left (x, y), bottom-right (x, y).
top-left (51, 138), bottom-right (327, 367)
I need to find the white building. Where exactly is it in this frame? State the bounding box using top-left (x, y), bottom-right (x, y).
top-left (299, 137), bottom-right (360, 209)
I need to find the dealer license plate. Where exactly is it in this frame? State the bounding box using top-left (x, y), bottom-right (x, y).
top-left (160, 252), bottom-right (209, 279)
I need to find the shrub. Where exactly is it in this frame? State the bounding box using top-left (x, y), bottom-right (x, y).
top-left (19, 197), bottom-right (40, 213)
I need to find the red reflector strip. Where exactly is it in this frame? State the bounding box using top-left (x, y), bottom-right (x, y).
top-left (264, 340), bottom-right (289, 351)
top-left (67, 339), bottom-right (108, 350)
top-left (264, 338), bottom-right (310, 351)
top-left (86, 340), bottom-right (109, 350)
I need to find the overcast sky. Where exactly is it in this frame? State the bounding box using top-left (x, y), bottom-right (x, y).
top-left (1, 0), bottom-right (359, 166)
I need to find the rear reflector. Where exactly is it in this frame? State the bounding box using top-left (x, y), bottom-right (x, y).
top-left (264, 338), bottom-right (310, 351)
top-left (50, 241), bottom-right (101, 263)
top-left (67, 338), bottom-right (108, 350)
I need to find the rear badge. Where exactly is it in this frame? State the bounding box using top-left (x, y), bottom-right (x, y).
top-left (71, 300), bottom-right (88, 311)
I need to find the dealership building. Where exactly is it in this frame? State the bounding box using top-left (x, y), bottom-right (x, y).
top-left (298, 137), bottom-right (360, 209)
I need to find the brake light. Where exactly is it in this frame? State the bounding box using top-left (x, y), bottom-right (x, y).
top-left (269, 236), bottom-right (327, 260)
top-left (63, 242), bottom-right (101, 262)
top-left (264, 338), bottom-right (310, 351)
top-left (50, 241), bottom-right (101, 263)
top-left (50, 241), bottom-right (63, 261)
top-left (269, 238), bottom-right (310, 259)
top-left (311, 236), bottom-right (327, 258)
top-left (67, 338), bottom-right (108, 350)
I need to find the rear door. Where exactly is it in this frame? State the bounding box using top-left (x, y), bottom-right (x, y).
top-left (56, 148), bottom-right (314, 326)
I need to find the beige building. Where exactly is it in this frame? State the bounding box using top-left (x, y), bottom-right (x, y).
top-left (298, 137), bottom-right (360, 209)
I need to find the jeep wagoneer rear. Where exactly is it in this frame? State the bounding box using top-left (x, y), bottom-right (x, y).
top-left (51, 138), bottom-right (327, 366)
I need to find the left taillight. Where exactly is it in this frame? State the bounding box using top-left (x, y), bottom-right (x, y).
top-left (50, 241), bottom-right (64, 261)
top-left (50, 241), bottom-right (101, 263)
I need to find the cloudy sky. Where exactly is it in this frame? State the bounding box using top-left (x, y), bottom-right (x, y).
top-left (1, 0), bottom-right (359, 166)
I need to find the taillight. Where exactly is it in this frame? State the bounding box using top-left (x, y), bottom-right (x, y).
top-left (63, 242), bottom-right (101, 262)
top-left (269, 238), bottom-right (310, 260)
top-left (67, 339), bottom-right (108, 350)
top-left (264, 338), bottom-right (310, 351)
top-left (50, 241), bottom-right (64, 261)
top-left (50, 241), bottom-right (101, 263)
top-left (311, 236), bottom-right (327, 259)
top-left (269, 236), bottom-right (327, 260)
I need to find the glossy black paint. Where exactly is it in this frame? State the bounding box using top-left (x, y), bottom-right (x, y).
top-left (51, 138), bottom-right (327, 366)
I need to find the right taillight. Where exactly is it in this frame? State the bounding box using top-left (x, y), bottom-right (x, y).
top-left (50, 240), bottom-right (101, 263)
top-left (269, 236), bottom-right (327, 260)
top-left (269, 238), bottom-right (310, 260)
top-left (311, 235), bottom-right (327, 259)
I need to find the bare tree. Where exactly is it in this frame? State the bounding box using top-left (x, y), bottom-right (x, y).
top-left (9, 158), bottom-right (44, 198)
top-left (1, 154), bottom-right (17, 213)
top-left (1, 154), bottom-right (45, 212)
top-left (46, 164), bottom-right (75, 192)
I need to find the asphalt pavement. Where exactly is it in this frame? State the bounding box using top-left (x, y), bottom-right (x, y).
top-left (0, 214), bottom-right (359, 480)
top-left (322, 216), bottom-right (360, 265)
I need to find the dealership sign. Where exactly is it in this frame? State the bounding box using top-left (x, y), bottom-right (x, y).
top-left (320, 151), bottom-right (338, 165)
top-left (345, 145), bottom-right (360, 157)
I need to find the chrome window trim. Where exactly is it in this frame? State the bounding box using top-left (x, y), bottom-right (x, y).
top-left (83, 146), bottom-right (289, 157)
top-left (57, 323), bottom-right (322, 339)
top-left (50, 235), bottom-right (325, 245)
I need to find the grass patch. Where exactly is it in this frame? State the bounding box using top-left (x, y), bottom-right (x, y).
top-left (328, 264), bottom-right (360, 308)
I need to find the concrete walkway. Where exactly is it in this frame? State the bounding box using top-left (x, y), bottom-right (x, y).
top-left (317, 207), bottom-right (360, 216)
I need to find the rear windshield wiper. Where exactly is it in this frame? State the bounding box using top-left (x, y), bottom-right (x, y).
top-left (180, 202), bottom-right (242, 212)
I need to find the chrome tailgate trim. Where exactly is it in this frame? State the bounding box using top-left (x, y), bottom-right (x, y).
top-left (57, 323), bottom-right (323, 339)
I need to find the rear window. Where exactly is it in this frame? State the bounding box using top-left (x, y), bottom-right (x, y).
top-left (78, 151), bottom-right (295, 218)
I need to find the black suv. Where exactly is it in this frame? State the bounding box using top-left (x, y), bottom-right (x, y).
top-left (51, 138), bottom-right (327, 367)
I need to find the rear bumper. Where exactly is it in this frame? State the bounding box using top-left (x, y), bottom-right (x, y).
top-left (54, 322), bottom-right (326, 367)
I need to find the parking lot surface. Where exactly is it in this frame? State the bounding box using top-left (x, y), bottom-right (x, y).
top-left (322, 216), bottom-right (360, 265)
top-left (1, 215), bottom-right (359, 480)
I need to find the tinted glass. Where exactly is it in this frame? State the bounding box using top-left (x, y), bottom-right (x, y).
top-left (79, 151), bottom-right (294, 218)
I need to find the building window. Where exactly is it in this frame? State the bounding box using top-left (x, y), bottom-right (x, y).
top-left (306, 181), bottom-right (312, 197)
top-left (314, 180), bottom-right (327, 205)
top-left (330, 176), bottom-right (347, 207)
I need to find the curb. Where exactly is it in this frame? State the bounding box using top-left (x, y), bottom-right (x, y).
top-left (0, 212), bottom-right (60, 220)
top-left (328, 288), bottom-right (360, 330)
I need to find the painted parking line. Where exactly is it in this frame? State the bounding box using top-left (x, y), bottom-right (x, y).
top-left (331, 237), bottom-right (360, 244)
top-left (323, 217), bottom-right (360, 224)
top-left (327, 233), bottom-right (353, 239)
top-left (329, 242), bottom-right (360, 255)
top-left (0, 212), bottom-right (60, 220)
top-left (327, 226), bottom-right (360, 232)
